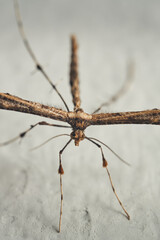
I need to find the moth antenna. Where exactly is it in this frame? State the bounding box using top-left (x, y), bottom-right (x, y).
top-left (30, 134), bottom-right (70, 151)
top-left (13, 0), bottom-right (70, 112)
top-left (86, 137), bottom-right (130, 166)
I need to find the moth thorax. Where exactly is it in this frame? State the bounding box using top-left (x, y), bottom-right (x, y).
top-left (70, 129), bottom-right (85, 146)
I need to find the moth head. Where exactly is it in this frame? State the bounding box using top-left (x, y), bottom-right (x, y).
top-left (70, 130), bottom-right (85, 146)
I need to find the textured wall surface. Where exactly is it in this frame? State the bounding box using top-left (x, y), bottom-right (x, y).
top-left (0, 0), bottom-right (160, 239)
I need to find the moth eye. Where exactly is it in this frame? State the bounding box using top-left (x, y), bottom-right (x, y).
top-left (71, 132), bottom-right (75, 137)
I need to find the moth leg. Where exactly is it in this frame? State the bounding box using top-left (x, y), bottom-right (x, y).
top-left (58, 139), bottom-right (72, 233)
top-left (105, 166), bottom-right (130, 220)
top-left (92, 60), bottom-right (134, 114)
top-left (13, 0), bottom-right (69, 112)
top-left (0, 121), bottom-right (70, 146)
top-left (85, 137), bottom-right (130, 220)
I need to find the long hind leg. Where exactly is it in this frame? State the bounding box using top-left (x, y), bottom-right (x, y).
top-left (85, 137), bottom-right (130, 220)
top-left (92, 60), bottom-right (134, 114)
top-left (58, 139), bottom-right (72, 232)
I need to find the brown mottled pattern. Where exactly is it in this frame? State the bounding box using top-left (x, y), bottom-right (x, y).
top-left (1, 7), bottom-right (160, 231)
top-left (90, 109), bottom-right (160, 125)
top-left (0, 93), bottom-right (68, 122)
top-left (70, 35), bottom-right (81, 110)
top-left (1, 93), bottom-right (160, 126)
